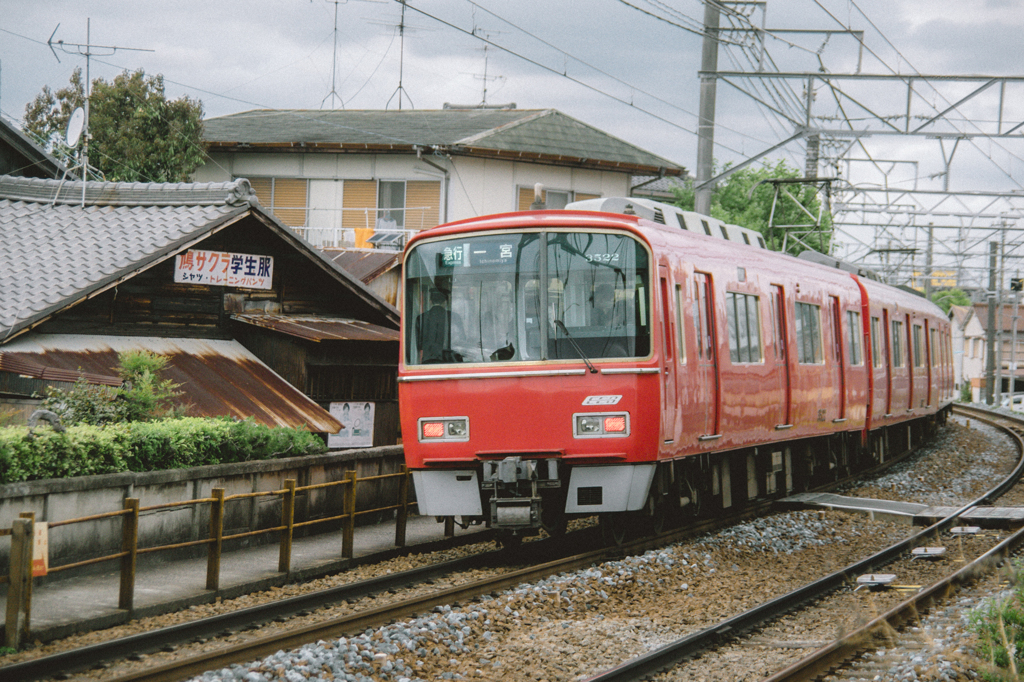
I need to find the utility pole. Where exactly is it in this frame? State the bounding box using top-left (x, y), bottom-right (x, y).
top-left (695, 1), bottom-right (721, 215)
top-left (924, 224), bottom-right (934, 299)
top-left (986, 241), bottom-right (998, 405)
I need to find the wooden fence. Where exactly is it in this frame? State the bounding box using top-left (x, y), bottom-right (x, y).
top-left (2, 467), bottom-right (414, 650)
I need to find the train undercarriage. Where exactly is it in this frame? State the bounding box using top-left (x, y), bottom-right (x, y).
top-left (436, 409), bottom-right (949, 547)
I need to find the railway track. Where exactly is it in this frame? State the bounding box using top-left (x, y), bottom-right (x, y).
top-left (0, 410), bottom-right (984, 682)
top-left (584, 404), bottom-right (1024, 681)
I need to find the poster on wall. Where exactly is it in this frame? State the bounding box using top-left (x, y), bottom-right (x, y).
top-left (328, 402), bottom-right (375, 449)
top-left (174, 249), bottom-right (274, 290)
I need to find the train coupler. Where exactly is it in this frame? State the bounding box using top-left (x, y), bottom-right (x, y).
top-left (490, 497), bottom-right (541, 528)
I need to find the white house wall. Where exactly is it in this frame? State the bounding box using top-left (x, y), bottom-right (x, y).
top-left (196, 152), bottom-right (631, 226)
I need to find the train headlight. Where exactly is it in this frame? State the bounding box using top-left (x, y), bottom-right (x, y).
top-left (418, 417), bottom-right (470, 442)
top-left (577, 416), bottom-right (602, 434)
top-left (573, 412), bottom-right (630, 438)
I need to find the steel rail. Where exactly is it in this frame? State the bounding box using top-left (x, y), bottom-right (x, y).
top-left (583, 406), bottom-right (1024, 682)
top-left (763, 405), bottom-right (1024, 682)
top-left (0, 504), bottom-right (766, 682)
top-left (0, 412), bottom-right (952, 682)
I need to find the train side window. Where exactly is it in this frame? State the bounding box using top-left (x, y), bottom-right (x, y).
top-left (693, 282), bottom-right (704, 359)
top-left (794, 302), bottom-right (823, 364)
top-left (675, 284), bottom-right (687, 363)
top-left (726, 292), bottom-right (762, 363)
top-left (847, 310), bottom-right (863, 366)
top-left (891, 320), bottom-right (906, 368)
top-left (912, 324), bottom-right (924, 368)
top-left (870, 317), bottom-right (882, 368)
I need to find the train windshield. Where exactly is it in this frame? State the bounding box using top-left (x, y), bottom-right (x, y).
top-left (405, 231), bottom-right (651, 365)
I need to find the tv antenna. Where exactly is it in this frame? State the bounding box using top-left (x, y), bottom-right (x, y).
top-left (367, 0), bottom-right (430, 110)
top-left (47, 19), bottom-right (154, 204)
top-left (315, 0), bottom-right (385, 110)
top-left (468, 26), bottom-right (506, 106)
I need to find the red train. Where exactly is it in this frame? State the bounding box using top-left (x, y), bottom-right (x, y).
top-left (398, 199), bottom-right (953, 543)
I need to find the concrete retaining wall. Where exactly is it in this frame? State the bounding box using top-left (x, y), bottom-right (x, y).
top-left (0, 446), bottom-right (408, 581)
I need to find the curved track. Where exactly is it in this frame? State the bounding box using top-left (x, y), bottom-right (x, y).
top-left (0, 412), bottom-right (963, 682)
top-left (584, 405), bottom-right (1024, 682)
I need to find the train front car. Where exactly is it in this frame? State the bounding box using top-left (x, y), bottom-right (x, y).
top-left (400, 212), bottom-right (659, 541)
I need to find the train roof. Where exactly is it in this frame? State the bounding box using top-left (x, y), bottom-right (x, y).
top-left (565, 197), bottom-right (767, 249)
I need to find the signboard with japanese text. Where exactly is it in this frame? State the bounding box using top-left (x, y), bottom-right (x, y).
top-left (327, 402), bottom-right (375, 449)
top-left (174, 249), bottom-right (274, 290)
top-left (32, 522), bottom-right (48, 577)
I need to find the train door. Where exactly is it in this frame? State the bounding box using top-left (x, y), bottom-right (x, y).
top-left (926, 322), bottom-right (934, 407)
top-left (883, 308), bottom-right (893, 416)
top-left (694, 272), bottom-right (720, 438)
top-left (770, 285), bottom-right (792, 428)
top-left (905, 313), bottom-right (914, 411)
top-left (829, 296), bottom-right (847, 421)
top-left (659, 266), bottom-right (677, 443)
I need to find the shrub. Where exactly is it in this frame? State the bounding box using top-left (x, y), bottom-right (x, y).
top-left (971, 563), bottom-right (1024, 679)
top-left (40, 350), bottom-right (188, 426)
top-left (0, 417), bottom-right (326, 484)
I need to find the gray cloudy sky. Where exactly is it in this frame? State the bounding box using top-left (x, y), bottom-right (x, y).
top-left (1, 0), bottom-right (1022, 199)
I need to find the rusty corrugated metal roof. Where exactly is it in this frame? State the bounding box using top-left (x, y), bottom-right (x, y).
top-left (0, 353), bottom-right (121, 386)
top-left (0, 334), bottom-right (342, 433)
top-left (321, 249), bottom-right (401, 284)
top-left (232, 313), bottom-right (400, 343)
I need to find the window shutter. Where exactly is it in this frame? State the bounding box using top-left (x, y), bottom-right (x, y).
top-left (405, 181), bottom-right (441, 230)
top-left (272, 178), bottom-right (308, 227)
top-left (518, 186), bottom-right (545, 211)
top-left (342, 180), bottom-right (378, 231)
top-left (249, 178), bottom-right (273, 207)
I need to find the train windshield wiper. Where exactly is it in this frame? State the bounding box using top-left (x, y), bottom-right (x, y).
top-left (555, 320), bottom-right (598, 374)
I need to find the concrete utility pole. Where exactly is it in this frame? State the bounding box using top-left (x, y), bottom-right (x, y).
top-left (986, 241), bottom-right (998, 405)
top-left (695, 1), bottom-right (721, 215)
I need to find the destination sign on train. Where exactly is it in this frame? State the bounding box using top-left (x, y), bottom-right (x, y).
top-left (438, 242), bottom-right (516, 268)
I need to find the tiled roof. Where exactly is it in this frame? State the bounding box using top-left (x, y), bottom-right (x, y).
top-left (0, 175), bottom-right (257, 340)
top-left (0, 116), bottom-right (71, 179)
top-left (204, 109), bottom-right (684, 173)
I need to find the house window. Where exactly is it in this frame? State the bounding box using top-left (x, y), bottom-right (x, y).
top-left (248, 177), bottom-right (308, 227)
top-left (726, 292), bottom-right (762, 363)
top-left (794, 302), bottom-right (822, 364)
top-left (378, 181), bottom-right (406, 228)
top-left (516, 187), bottom-right (594, 211)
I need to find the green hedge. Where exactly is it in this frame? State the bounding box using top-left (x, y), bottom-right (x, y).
top-left (0, 417), bottom-right (327, 485)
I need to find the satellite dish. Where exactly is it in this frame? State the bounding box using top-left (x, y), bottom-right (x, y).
top-left (65, 107), bottom-right (85, 147)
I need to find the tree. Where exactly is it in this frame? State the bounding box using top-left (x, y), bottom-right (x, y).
top-left (672, 159), bottom-right (832, 255)
top-left (931, 287), bottom-right (971, 314)
top-left (23, 68), bottom-right (205, 183)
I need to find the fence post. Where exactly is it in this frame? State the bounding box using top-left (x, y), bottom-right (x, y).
top-left (342, 470), bottom-right (357, 559)
top-left (118, 499), bottom-right (139, 611)
top-left (278, 479), bottom-right (296, 574)
top-left (17, 512), bottom-right (35, 634)
top-left (395, 466), bottom-right (409, 548)
top-left (206, 488), bottom-right (225, 591)
top-left (5, 518), bottom-right (32, 650)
